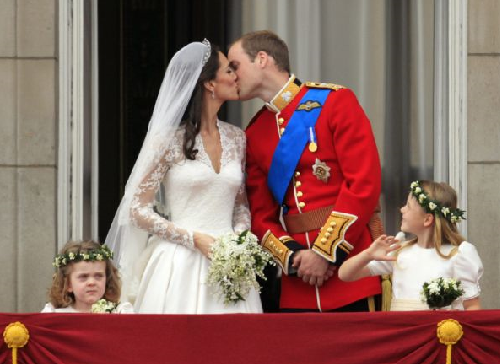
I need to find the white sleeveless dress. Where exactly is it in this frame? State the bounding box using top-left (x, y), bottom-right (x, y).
top-left (129, 121), bottom-right (262, 314)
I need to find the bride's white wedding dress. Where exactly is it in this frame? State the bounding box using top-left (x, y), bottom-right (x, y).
top-left (130, 120), bottom-right (262, 314)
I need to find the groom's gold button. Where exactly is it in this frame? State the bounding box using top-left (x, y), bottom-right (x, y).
top-left (280, 127), bottom-right (285, 135)
top-left (295, 171), bottom-right (301, 177)
top-left (298, 202), bottom-right (305, 208)
top-left (296, 191), bottom-right (303, 197)
top-left (278, 117), bottom-right (284, 125)
top-left (295, 181), bottom-right (301, 187)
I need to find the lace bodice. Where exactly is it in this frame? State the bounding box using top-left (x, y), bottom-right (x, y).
top-left (130, 121), bottom-right (250, 249)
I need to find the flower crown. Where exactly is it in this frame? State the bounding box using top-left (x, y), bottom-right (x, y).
top-left (53, 244), bottom-right (114, 268)
top-left (410, 181), bottom-right (466, 224)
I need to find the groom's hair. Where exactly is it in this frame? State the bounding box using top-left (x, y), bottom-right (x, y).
top-left (238, 30), bottom-right (290, 73)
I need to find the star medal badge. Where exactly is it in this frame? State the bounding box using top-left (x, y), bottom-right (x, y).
top-left (312, 159), bottom-right (331, 183)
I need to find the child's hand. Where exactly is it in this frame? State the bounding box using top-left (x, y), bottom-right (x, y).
top-left (366, 235), bottom-right (401, 261)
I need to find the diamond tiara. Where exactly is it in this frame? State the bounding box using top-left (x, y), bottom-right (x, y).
top-left (202, 38), bottom-right (211, 66)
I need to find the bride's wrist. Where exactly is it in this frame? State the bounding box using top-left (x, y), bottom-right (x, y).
top-left (193, 232), bottom-right (208, 250)
top-left (192, 232), bottom-right (200, 247)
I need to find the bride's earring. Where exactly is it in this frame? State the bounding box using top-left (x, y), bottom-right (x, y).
top-left (211, 89), bottom-right (215, 99)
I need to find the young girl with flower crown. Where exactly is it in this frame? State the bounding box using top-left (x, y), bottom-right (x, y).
top-left (41, 240), bottom-right (134, 313)
top-left (338, 180), bottom-right (483, 311)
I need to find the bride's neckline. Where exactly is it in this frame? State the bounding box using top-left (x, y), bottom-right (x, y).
top-left (198, 120), bottom-right (224, 175)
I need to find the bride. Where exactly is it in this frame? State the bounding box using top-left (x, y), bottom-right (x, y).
top-left (106, 40), bottom-right (262, 314)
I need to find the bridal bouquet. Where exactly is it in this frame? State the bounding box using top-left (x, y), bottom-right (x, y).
top-left (91, 299), bottom-right (118, 313)
top-left (420, 277), bottom-right (464, 309)
top-left (207, 230), bottom-right (274, 305)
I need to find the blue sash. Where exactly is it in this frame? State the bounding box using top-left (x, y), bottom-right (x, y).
top-left (267, 88), bottom-right (330, 206)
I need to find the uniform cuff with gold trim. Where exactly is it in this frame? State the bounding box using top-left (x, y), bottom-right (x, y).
top-left (312, 211), bottom-right (357, 265)
top-left (280, 237), bottom-right (304, 252)
top-left (262, 231), bottom-right (303, 275)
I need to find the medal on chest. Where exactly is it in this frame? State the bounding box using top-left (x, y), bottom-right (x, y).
top-left (312, 158), bottom-right (331, 183)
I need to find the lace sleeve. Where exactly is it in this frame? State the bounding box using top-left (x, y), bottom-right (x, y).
top-left (129, 143), bottom-right (194, 249)
top-left (232, 127), bottom-right (251, 233)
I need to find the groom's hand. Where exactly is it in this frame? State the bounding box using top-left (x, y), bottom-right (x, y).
top-left (293, 250), bottom-right (330, 287)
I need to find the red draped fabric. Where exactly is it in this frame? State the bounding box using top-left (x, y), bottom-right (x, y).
top-left (1, 310), bottom-right (500, 364)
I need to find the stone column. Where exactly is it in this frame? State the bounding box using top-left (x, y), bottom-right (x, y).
top-left (467, 0), bottom-right (500, 309)
top-left (0, 0), bottom-right (57, 312)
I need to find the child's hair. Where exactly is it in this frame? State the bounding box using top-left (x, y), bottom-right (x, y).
top-left (48, 240), bottom-right (121, 308)
top-left (404, 180), bottom-right (466, 259)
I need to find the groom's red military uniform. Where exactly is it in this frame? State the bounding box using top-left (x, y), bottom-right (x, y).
top-left (246, 76), bottom-right (382, 311)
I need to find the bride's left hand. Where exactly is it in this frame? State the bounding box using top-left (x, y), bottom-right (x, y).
top-left (193, 232), bottom-right (215, 258)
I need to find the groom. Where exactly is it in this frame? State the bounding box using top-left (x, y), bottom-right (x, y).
top-left (228, 30), bottom-right (383, 312)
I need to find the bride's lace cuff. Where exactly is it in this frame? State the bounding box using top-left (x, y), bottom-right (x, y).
top-left (233, 206), bottom-right (251, 233)
top-left (186, 230), bottom-right (194, 249)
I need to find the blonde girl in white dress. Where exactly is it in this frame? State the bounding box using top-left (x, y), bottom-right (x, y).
top-left (41, 240), bottom-right (134, 313)
top-left (338, 180), bottom-right (483, 311)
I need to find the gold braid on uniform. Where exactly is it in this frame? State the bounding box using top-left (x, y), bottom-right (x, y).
top-left (312, 211), bottom-right (357, 264)
top-left (261, 231), bottom-right (293, 275)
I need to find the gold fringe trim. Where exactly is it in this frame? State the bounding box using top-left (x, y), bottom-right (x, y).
top-left (381, 274), bottom-right (392, 311)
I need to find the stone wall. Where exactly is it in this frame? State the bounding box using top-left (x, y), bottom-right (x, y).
top-left (0, 0), bottom-right (57, 312)
top-left (467, 0), bottom-right (500, 309)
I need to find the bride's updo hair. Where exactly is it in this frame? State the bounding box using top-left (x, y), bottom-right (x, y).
top-left (182, 43), bottom-right (220, 160)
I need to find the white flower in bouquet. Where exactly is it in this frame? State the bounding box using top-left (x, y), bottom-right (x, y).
top-left (207, 230), bottom-right (274, 305)
top-left (91, 299), bottom-right (118, 313)
top-left (421, 277), bottom-right (464, 309)
top-left (428, 282), bottom-right (441, 295)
